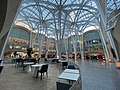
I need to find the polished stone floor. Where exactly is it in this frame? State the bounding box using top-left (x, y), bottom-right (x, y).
top-left (79, 60), bottom-right (120, 90)
top-left (0, 60), bottom-right (120, 90)
top-left (0, 63), bottom-right (62, 90)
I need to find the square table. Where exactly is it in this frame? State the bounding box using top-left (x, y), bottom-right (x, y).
top-left (23, 62), bottom-right (34, 72)
top-left (59, 60), bottom-right (68, 63)
top-left (31, 64), bottom-right (46, 67)
top-left (63, 69), bottom-right (79, 74)
top-left (23, 62), bottom-right (34, 65)
top-left (58, 72), bottom-right (79, 81)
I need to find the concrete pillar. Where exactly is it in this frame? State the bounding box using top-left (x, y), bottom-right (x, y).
top-left (0, 0), bottom-right (22, 58)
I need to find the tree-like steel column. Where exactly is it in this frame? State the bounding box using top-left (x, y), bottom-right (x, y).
top-left (107, 30), bottom-right (119, 61)
top-left (94, 0), bottom-right (111, 61)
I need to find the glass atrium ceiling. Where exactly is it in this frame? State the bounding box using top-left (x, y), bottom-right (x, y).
top-left (15, 0), bottom-right (120, 40)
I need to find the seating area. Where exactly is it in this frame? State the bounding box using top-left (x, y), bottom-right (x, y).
top-left (0, 58), bottom-right (82, 90)
top-left (56, 76), bottom-right (82, 90)
top-left (13, 57), bottom-right (82, 90)
top-left (56, 62), bottom-right (81, 90)
top-left (1, 59), bottom-right (120, 90)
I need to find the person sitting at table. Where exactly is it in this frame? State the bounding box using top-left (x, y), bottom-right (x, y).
top-left (37, 58), bottom-right (40, 64)
top-left (44, 58), bottom-right (47, 63)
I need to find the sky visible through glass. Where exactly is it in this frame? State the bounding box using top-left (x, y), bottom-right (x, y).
top-left (15, 0), bottom-right (120, 39)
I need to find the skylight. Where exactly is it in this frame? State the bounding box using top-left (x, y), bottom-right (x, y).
top-left (15, 0), bottom-right (99, 40)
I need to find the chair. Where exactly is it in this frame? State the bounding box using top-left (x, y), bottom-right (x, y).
top-left (36, 64), bottom-right (48, 79)
top-left (44, 58), bottom-right (47, 63)
top-left (56, 59), bottom-right (60, 63)
top-left (67, 64), bottom-right (76, 69)
top-left (56, 81), bottom-right (72, 90)
top-left (51, 59), bottom-right (56, 63)
top-left (62, 62), bottom-right (68, 69)
top-left (29, 58), bottom-right (36, 64)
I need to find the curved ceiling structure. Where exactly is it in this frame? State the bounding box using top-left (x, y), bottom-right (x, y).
top-left (15, 0), bottom-right (99, 40)
top-left (15, 0), bottom-right (120, 39)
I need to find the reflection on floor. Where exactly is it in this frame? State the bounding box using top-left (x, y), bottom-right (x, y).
top-left (79, 60), bottom-right (120, 90)
top-left (0, 63), bottom-right (62, 90)
top-left (0, 60), bottom-right (120, 90)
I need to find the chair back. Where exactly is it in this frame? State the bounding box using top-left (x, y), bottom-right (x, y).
top-left (16, 58), bottom-right (21, 62)
top-left (56, 81), bottom-right (72, 90)
top-left (62, 62), bottom-right (68, 67)
top-left (67, 64), bottom-right (76, 69)
top-left (40, 64), bottom-right (48, 73)
top-left (44, 58), bottom-right (47, 62)
top-left (51, 59), bottom-right (56, 63)
top-left (30, 58), bottom-right (36, 64)
top-left (56, 59), bottom-right (60, 63)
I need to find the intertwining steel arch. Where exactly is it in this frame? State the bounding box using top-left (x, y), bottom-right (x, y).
top-left (15, 0), bottom-right (99, 39)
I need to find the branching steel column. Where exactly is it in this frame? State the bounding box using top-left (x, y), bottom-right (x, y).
top-left (39, 24), bottom-right (48, 59)
top-left (37, 26), bottom-right (41, 58)
top-left (45, 37), bottom-right (51, 58)
top-left (96, 19), bottom-right (109, 61)
top-left (94, 0), bottom-right (111, 60)
top-left (107, 30), bottom-right (119, 61)
top-left (55, 40), bottom-right (59, 59)
top-left (29, 28), bottom-right (33, 47)
top-left (81, 28), bottom-right (84, 60)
